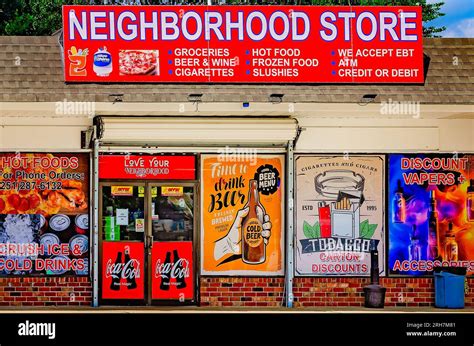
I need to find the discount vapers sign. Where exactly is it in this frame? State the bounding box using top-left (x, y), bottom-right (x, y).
top-left (63, 5), bottom-right (423, 83)
top-left (389, 154), bottom-right (474, 275)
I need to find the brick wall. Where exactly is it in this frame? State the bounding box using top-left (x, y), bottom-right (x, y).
top-left (200, 277), bottom-right (474, 308)
top-left (294, 277), bottom-right (474, 307)
top-left (0, 277), bottom-right (92, 307)
top-left (200, 277), bottom-right (285, 307)
top-left (1, 276), bottom-right (471, 308)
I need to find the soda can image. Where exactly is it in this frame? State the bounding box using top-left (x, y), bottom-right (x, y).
top-left (75, 257), bottom-right (89, 276)
top-left (69, 234), bottom-right (89, 257)
top-left (49, 214), bottom-right (71, 232)
top-left (40, 233), bottom-right (60, 257)
top-left (38, 214), bottom-right (47, 231)
top-left (48, 255), bottom-right (70, 275)
top-left (75, 214), bottom-right (89, 235)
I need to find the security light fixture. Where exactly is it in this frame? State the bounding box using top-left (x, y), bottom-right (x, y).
top-left (359, 94), bottom-right (377, 105)
top-left (188, 93), bottom-right (203, 103)
top-left (109, 93), bottom-right (124, 104)
top-left (269, 93), bottom-right (284, 104)
top-left (188, 93), bottom-right (203, 112)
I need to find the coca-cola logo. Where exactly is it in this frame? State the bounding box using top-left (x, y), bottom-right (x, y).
top-left (155, 258), bottom-right (189, 280)
top-left (106, 259), bottom-right (140, 280)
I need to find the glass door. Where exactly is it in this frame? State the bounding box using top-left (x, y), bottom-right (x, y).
top-left (100, 183), bottom-right (146, 303)
top-left (149, 184), bottom-right (196, 303)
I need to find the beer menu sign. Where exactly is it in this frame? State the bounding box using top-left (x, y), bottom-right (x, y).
top-left (63, 5), bottom-right (423, 83)
top-left (295, 155), bottom-right (385, 276)
top-left (201, 154), bottom-right (284, 275)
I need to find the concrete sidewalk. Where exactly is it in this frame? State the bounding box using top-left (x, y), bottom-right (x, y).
top-left (0, 306), bottom-right (472, 313)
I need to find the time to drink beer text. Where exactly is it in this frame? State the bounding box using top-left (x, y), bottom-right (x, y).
top-left (208, 162), bottom-right (249, 213)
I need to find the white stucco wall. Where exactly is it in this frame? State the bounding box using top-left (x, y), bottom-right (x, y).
top-left (1, 102), bottom-right (473, 152)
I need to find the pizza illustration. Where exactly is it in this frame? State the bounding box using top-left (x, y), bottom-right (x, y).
top-left (119, 50), bottom-right (158, 75)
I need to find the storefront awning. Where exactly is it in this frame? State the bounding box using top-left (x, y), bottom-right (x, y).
top-left (97, 117), bottom-right (299, 147)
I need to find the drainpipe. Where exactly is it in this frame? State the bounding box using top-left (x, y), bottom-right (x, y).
top-left (92, 137), bottom-right (100, 307)
top-left (285, 140), bottom-right (294, 308)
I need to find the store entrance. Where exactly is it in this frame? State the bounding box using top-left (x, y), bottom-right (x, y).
top-left (99, 182), bottom-right (196, 306)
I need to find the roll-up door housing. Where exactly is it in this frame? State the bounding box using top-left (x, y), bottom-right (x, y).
top-left (98, 117), bottom-right (299, 147)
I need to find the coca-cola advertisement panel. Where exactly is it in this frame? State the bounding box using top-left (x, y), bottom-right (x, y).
top-left (102, 241), bottom-right (144, 299)
top-left (152, 242), bottom-right (194, 300)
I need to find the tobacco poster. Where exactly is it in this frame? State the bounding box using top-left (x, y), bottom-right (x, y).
top-left (295, 155), bottom-right (385, 276)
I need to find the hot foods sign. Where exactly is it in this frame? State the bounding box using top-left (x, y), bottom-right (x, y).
top-left (62, 5), bottom-right (423, 83)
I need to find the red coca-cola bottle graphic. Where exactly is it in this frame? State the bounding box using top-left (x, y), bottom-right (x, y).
top-left (174, 250), bottom-right (186, 289)
top-left (124, 246), bottom-right (137, 290)
top-left (110, 251), bottom-right (122, 291)
top-left (160, 251), bottom-right (171, 291)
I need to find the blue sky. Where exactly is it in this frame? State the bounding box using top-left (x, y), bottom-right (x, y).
top-left (427, 0), bottom-right (474, 37)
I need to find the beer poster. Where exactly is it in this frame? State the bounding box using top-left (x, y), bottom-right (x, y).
top-left (0, 153), bottom-right (89, 276)
top-left (152, 242), bottom-right (194, 300)
top-left (295, 155), bottom-right (385, 276)
top-left (102, 241), bottom-right (144, 300)
top-left (388, 154), bottom-right (474, 275)
top-left (201, 154), bottom-right (284, 275)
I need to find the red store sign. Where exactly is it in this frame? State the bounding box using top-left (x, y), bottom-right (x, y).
top-left (101, 241), bottom-right (145, 300)
top-left (152, 242), bottom-right (194, 300)
top-left (99, 155), bottom-right (196, 180)
top-left (63, 5), bottom-right (423, 83)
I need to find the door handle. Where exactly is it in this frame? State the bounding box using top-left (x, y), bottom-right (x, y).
top-left (146, 235), bottom-right (154, 249)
